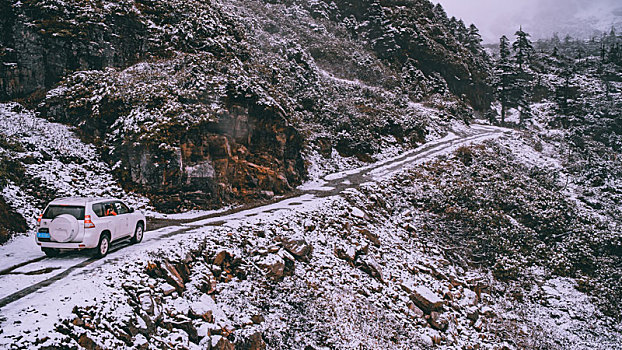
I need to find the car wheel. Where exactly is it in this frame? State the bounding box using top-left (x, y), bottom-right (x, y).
top-left (131, 223), bottom-right (144, 244)
top-left (95, 233), bottom-right (110, 258)
top-left (42, 248), bottom-right (59, 257)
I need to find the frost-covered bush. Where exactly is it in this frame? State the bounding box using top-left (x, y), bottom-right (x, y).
top-left (370, 142), bottom-right (622, 319)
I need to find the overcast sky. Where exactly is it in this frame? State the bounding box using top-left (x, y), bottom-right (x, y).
top-left (434, 0), bottom-right (622, 43)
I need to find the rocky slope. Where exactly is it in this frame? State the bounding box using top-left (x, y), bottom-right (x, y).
top-left (6, 130), bottom-right (621, 350)
top-left (1, 0), bottom-right (491, 215)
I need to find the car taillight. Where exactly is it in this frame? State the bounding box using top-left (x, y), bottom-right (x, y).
top-left (84, 215), bottom-right (95, 229)
top-left (37, 213), bottom-right (42, 223)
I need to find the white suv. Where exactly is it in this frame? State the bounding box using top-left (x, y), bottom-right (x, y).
top-left (36, 197), bottom-right (146, 258)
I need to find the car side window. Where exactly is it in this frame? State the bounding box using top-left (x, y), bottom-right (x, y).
top-left (92, 203), bottom-right (105, 217)
top-left (115, 202), bottom-right (130, 215)
top-left (104, 202), bottom-right (117, 216)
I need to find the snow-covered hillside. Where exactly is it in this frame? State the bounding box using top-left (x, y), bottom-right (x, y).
top-left (1, 126), bottom-right (620, 350)
top-left (0, 0), bottom-right (620, 349)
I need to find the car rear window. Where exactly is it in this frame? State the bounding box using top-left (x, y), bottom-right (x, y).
top-left (43, 205), bottom-right (85, 220)
top-left (92, 203), bottom-right (105, 217)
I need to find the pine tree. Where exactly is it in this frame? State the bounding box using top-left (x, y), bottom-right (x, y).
top-left (495, 35), bottom-right (516, 124)
top-left (556, 60), bottom-right (575, 115)
top-left (552, 32), bottom-right (561, 46)
top-left (499, 35), bottom-right (511, 60)
top-left (467, 24), bottom-right (483, 54)
top-left (448, 16), bottom-right (458, 33)
top-left (455, 19), bottom-right (468, 43)
top-left (513, 27), bottom-right (534, 69)
top-left (513, 70), bottom-right (533, 125)
top-left (433, 3), bottom-right (449, 26)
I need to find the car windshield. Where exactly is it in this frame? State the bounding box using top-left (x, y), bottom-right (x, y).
top-left (43, 205), bottom-right (85, 220)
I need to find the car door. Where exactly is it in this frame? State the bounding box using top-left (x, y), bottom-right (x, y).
top-left (102, 201), bottom-right (120, 240)
top-left (114, 201), bottom-right (131, 237)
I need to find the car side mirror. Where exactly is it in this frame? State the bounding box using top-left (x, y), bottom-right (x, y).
top-left (129, 207), bottom-right (135, 213)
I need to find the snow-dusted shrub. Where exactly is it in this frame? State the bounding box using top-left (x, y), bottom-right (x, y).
top-left (368, 142), bottom-right (621, 319)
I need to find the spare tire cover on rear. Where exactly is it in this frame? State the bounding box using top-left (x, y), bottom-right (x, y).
top-left (50, 214), bottom-right (79, 243)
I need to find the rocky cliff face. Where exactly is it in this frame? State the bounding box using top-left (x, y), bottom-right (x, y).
top-left (0, 0), bottom-right (243, 101)
top-left (118, 104), bottom-right (304, 212)
top-left (40, 52), bottom-right (305, 211)
top-left (0, 0), bottom-right (145, 100)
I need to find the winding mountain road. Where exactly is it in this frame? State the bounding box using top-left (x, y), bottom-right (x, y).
top-left (0, 123), bottom-right (510, 312)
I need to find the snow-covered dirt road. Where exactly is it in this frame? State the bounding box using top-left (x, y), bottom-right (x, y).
top-left (0, 123), bottom-right (510, 339)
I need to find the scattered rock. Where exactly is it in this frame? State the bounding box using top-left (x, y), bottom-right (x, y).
top-left (402, 222), bottom-right (416, 232)
top-left (466, 306), bottom-right (479, 322)
top-left (190, 301), bottom-right (214, 323)
top-left (162, 260), bottom-right (185, 293)
top-left (402, 283), bottom-right (444, 313)
top-left (303, 220), bottom-right (316, 232)
top-left (145, 261), bottom-right (163, 278)
top-left (77, 333), bottom-right (103, 350)
top-left (351, 207), bottom-right (367, 219)
top-left (197, 323), bottom-right (210, 338)
top-left (199, 272), bottom-right (218, 295)
top-left (251, 314), bottom-right (264, 324)
top-left (71, 317), bottom-right (84, 327)
top-left (161, 283), bottom-right (176, 296)
top-left (213, 336), bottom-right (235, 350)
top-left (281, 237), bottom-right (313, 261)
top-left (408, 303), bottom-right (424, 318)
top-left (358, 228), bottom-right (381, 247)
top-left (335, 245), bottom-right (357, 263)
top-left (420, 334), bottom-right (434, 347)
top-left (428, 311), bottom-right (448, 331)
top-left (213, 250), bottom-right (230, 266)
top-left (462, 288), bottom-right (478, 306)
top-left (256, 254), bottom-right (285, 280)
top-left (238, 332), bottom-right (267, 350)
top-left (167, 316), bottom-right (199, 344)
top-left (139, 293), bottom-right (154, 315)
top-left (358, 256), bottom-right (384, 283)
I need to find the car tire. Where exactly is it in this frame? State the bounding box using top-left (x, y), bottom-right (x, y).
top-left (130, 223), bottom-right (144, 244)
top-left (95, 233), bottom-right (111, 258)
top-left (42, 247), bottom-right (59, 257)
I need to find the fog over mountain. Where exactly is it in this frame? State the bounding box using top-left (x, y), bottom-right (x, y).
top-left (435, 0), bottom-right (622, 42)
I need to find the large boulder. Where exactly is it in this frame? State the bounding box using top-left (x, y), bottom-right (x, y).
top-left (162, 260), bottom-right (186, 293)
top-left (281, 237), bottom-right (313, 262)
top-left (256, 254), bottom-right (286, 280)
top-left (401, 283), bottom-right (444, 313)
